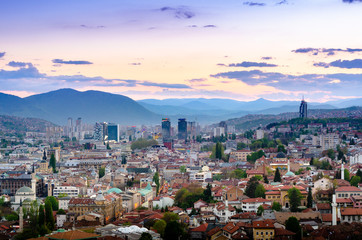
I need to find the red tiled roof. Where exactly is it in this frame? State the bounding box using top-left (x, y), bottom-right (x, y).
top-left (275, 228), bottom-right (296, 236)
top-left (222, 222), bottom-right (239, 234)
top-left (242, 198), bottom-right (271, 203)
top-left (340, 208), bottom-right (362, 216)
top-left (336, 198), bottom-right (353, 203)
top-left (316, 203), bottom-right (331, 210)
top-left (191, 223), bottom-right (208, 232)
top-left (69, 198), bottom-right (95, 205)
top-left (335, 186), bottom-right (362, 192)
top-left (252, 219), bottom-right (274, 229)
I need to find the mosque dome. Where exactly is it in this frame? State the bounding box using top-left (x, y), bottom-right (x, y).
top-left (276, 152), bottom-right (286, 158)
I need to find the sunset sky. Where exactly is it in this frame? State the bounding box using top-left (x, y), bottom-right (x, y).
top-left (1, 0), bottom-right (362, 102)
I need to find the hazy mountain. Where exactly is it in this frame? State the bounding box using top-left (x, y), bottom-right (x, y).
top-left (0, 89), bottom-right (160, 125)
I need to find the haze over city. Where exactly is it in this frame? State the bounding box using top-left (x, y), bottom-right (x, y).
top-left (1, 0), bottom-right (362, 102)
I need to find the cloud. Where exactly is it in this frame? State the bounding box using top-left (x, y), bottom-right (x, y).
top-left (160, 6), bottom-right (195, 19)
top-left (203, 25), bottom-right (217, 28)
top-left (210, 69), bottom-right (362, 96)
top-left (141, 82), bottom-right (191, 89)
top-left (292, 48), bottom-right (362, 56)
top-left (80, 24), bottom-right (105, 29)
top-left (276, 0), bottom-right (288, 5)
top-left (343, 0), bottom-right (362, 3)
top-left (243, 2), bottom-right (266, 6)
top-left (227, 61), bottom-right (278, 67)
top-left (261, 57), bottom-right (273, 60)
top-left (314, 59), bottom-right (362, 69)
top-left (52, 59), bottom-right (93, 65)
top-left (188, 78), bottom-right (207, 83)
top-left (0, 52), bottom-right (5, 58)
top-left (129, 62), bottom-right (141, 66)
top-left (7, 61), bottom-right (31, 68)
top-left (0, 63), bottom-right (191, 91)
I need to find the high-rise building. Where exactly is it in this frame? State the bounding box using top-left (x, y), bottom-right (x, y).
top-left (161, 118), bottom-right (171, 142)
top-left (219, 121), bottom-right (228, 134)
top-left (94, 122), bottom-right (108, 141)
top-left (178, 118), bottom-right (187, 141)
top-left (107, 124), bottom-right (119, 142)
top-left (299, 98), bottom-right (308, 118)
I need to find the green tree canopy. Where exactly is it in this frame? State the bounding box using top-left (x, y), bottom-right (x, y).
top-left (285, 216), bottom-right (301, 234)
top-left (257, 205), bottom-right (264, 216)
top-left (307, 187), bottom-right (313, 208)
top-left (274, 168), bottom-right (281, 182)
top-left (245, 177), bottom-right (260, 198)
top-left (288, 187), bottom-right (302, 212)
top-left (45, 196), bottom-right (59, 211)
top-left (153, 219), bottom-right (167, 237)
top-left (162, 212), bottom-right (180, 224)
top-left (98, 167), bottom-right (105, 178)
top-left (163, 221), bottom-right (183, 240)
top-left (45, 200), bottom-right (55, 231)
top-left (153, 172), bottom-right (160, 196)
top-left (350, 176), bottom-right (361, 187)
top-left (272, 201), bottom-right (282, 211)
top-left (49, 153), bottom-right (56, 173)
top-left (131, 138), bottom-right (158, 150)
top-left (232, 169), bottom-right (247, 179)
top-left (139, 232), bottom-right (153, 240)
top-left (255, 184), bottom-right (266, 198)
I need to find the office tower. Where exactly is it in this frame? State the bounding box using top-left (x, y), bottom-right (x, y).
top-left (188, 121), bottom-right (196, 140)
top-left (219, 121), bottom-right (228, 134)
top-left (178, 118), bottom-right (187, 141)
top-left (162, 118), bottom-right (171, 142)
top-left (299, 97), bottom-right (308, 118)
top-left (76, 117), bottom-right (82, 132)
top-left (107, 124), bottom-right (119, 142)
top-left (94, 122), bottom-right (108, 141)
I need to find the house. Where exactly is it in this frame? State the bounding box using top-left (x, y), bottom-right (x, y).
top-left (252, 220), bottom-right (275, 240)
top-left (190, 223), bottom-right (208, 240)
top-left (340, 208), bottom-right (362, 223)
top-left (335, 186), bottom-right (362, 199)
top-left (316, 203), bottom-right (331, 214)
top-left (194, 199), bottom-right (207, 209)
top-left (241, 198), bottom-right (271, 213)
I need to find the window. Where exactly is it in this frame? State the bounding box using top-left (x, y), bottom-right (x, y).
top-left (266, 232), bottom-right (268, 235)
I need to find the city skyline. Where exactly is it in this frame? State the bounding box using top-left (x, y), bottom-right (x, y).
top-left (1, 0), bottom-right (362, 102)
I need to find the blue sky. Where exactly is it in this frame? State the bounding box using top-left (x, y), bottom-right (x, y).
top-left (0, 0), bottom-right (362, 102)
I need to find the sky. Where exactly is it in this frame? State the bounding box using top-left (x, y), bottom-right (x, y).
top-left (0, 0), bottom-right (362, 102)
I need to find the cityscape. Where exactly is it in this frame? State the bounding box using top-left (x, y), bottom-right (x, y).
top-left (1, 1), bottom-right (362, 240)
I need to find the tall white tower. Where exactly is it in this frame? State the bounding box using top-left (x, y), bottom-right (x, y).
top-left (332, 194), bottom-right (337, 226)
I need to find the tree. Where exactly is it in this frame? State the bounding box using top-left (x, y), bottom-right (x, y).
top-left (350, 176), bottom-right (361, 187)
top-left (344, 169), bottom-right (350, 181)
top-left (264, 175), bottom-right (269, 184)
top-left (255, 184), bottom-right (266, 198)
top-left (49, 153), bottom-right (56, 173)
top-left (232, 169), bottom-right (247, 179)
top-left (162, 212), bottom-right (180, 223)
top-left (45, 196), bottom-right (59, 211)
top-left (164, 221), bottom-right (183, 240)
top-left (139, 232), bottom-right (153, 240)
top-left (179, 166), bottom-right (186, 175)
top-left (99, 167), bottom-right (105, 178)
top-left (257, 205), bottom-right (264, 216)
top-left (272, 201), bottom-right (282, 211)
top-left (288, 187), bottom-right (302, 212)
top-left (106, 142), bottom-right (111, 149)
top-left (326, 149), bottom-right (335, 160)
top-left (153, 172), bottom-right (160, 196)
top-left (274, 168), bottom-right (281, 182)
top-left (211, 142), bottom-right (225, 160)
top-left (307, 187), bottom-right (313, 208)
top-left (309, 157), bottom-right (314, 166)
top-left (38, 204), bottom-right (45, 227)
top-left (57, 209), bottom-right (66, 214)
top-left (245, 177), bottom-right (259, 198)
top-left (153, 219), bottom-right (167, 237)
top-left (45, 200), bottom-right (55, 231)
top-left (285, 216), bottom-right (301, 234)
top-left (278, 144), bottom-right (287, 153)
top-left (357, 169), bottom-right (362, 183)
top-left (203, 183), bottom-right (213, 202)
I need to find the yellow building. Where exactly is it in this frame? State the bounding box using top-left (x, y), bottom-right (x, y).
top-left (252, 220), bottom-right (275, 240)
top-left (68, 191), bottom-right (122, 224)
top-left (230, 150), bottom-right (251, 162)
top-left (265, 186), bottom-right (308, 209)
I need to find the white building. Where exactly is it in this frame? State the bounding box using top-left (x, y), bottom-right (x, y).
top-left (151, 196), bottom-right (174, 209)
top-left (241, 198), bottom-right (271, 212)
top-left (58, 196), bottom-right (71, 210)
top-left (53, 186), bottom-right (79, 197)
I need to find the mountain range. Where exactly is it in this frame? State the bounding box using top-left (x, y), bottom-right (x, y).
top-left (0, 88), bottom-right (361, 126)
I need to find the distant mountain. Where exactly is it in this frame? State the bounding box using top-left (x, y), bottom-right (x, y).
top-left (0, 89), bottom-right (160, 125)
top-left (0, 114), bottom-right (56, 134)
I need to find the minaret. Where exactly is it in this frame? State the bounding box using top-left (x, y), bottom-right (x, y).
top-left (341, 163), bottom-right (345, 180)
top-left (287, 160), bottom-right (290, 172)
top-left (18, 200), bottom-right (23, 233)
top-left (332, 194), bottom-right (337, 226)
top-left (31, 175), bottom-right (36, 195)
